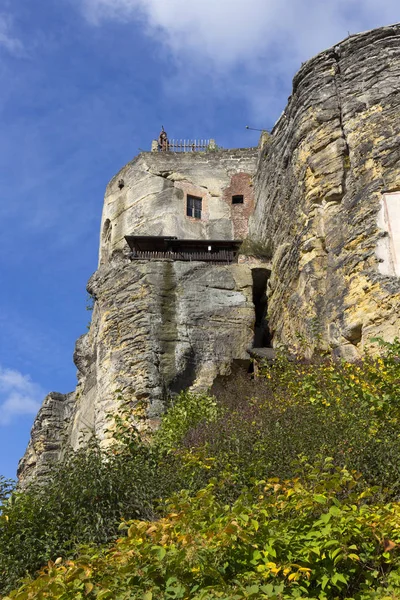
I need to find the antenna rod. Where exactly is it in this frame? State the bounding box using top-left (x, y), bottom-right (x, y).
top-left (245, 125), bottom-right (270, 132)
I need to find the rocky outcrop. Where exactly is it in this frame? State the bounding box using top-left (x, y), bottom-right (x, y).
top-left (17, 392), bottom-right (75, 482)
top-left (19, 24), bottom-right (400, 483)
top-left (19, 258), bottom-right (255, 482)
top-left (249, 24), bottom-right (400, 357)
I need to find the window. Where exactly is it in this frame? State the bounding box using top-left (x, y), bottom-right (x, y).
top-left (187, 195), bottom-right (202, 219)
top-left (232, 194), bottom-right (244, 204)
top-left (377, 193), bottom-right (400, 276)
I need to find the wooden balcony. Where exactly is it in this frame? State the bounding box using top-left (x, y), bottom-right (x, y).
top-left (125, 236), bottom-right (242, 264)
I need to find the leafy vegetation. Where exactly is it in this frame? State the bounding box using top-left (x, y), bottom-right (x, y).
top-left (0, 477), bottom-right (13, 504)
top-left (171, 343), bottom-right (400, 502)
top-left (0, 437), bottom-right (158, 593)
top-left (1, 339), bottom-right (400, 598)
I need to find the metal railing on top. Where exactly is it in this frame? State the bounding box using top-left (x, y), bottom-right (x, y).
top-left (168, 139), bottom-right (213, 152)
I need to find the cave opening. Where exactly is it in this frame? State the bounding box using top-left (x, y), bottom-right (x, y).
top-left (252, 268), bottom-right (272, 348)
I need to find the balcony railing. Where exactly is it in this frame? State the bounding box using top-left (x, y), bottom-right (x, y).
top-left (169, 139), bottom-right (211, 152)
top-left (151, 139), bottom-right (216, 153)
top-left (125, 236), bottom-right (242, 264)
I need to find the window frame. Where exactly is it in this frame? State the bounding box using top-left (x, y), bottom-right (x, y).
top-left (187, 194), bottom-right (202, 219)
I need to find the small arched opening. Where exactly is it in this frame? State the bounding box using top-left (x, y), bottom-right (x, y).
top-left (102, 219), bottom-right (112, 244)
top-left (101, 219), bottom-right (112, 264)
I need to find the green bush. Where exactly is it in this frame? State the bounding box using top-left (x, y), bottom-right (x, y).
top-left (1, 340), bottom-right (400, 598)
top-left (0, 436), bottom-right (159, 594)
top-left (154, 391), bottom-right (219, 454)
top-left (239, 238), bottom-right (273, 259)
top-left (5, 460), bottom-right (400, 599)
top-left (0, 391), bottom-right (221, 594)
top-left (0, 476), bottom-right (14, 505)
top-left (170, 342), bottom-right (400, 502)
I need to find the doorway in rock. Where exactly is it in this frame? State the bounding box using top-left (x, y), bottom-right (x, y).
top-left (252, 268), bottom-right (272, 348)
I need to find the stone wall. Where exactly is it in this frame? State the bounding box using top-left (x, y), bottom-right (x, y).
top-left (99, 148), bottom-right (258, 265)
top-left (249, 24), bottom-right (400, 357)
top-left (222, 172), bottom-right (255, 239)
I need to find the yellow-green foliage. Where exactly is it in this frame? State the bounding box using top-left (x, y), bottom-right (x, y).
top-left (2, 339), bottom-right (400, 599)
top-left (239, 238), bottom-right (273, 259)
top-left (154, 391), bottom-right (219, 454)
top-left (5, 460), bottom-right (400, 599)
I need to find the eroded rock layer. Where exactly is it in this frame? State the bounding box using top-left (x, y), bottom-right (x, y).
top-left (249, 24), bottom-right (400, 357)
top-left (19, 259), bottom-right (255, 481)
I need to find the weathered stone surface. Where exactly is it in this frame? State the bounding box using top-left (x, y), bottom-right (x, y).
top-left (249, 24), bottom-right (400, 356)
top-left (19, 24), bottom-right (400, 483)
top-left (99, 149), bottom-right (258, 265)
top-left (17, 392), bottom-right (75, 482)
top-left (19, 258), bottom-right (255, 483)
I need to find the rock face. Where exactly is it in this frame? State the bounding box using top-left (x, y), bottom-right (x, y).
top-left (19, 257), bottom-right (257, 482)
top-left (17, 392), bottom-right (75, 482)
top-left (18, 24), bottom-right (400, 482)
top-left (18, 147), bottom-right (260, 483)
top-left (249, 24), bottom-right (400, 357)
top-left (67, 259), bottom-right (254, 450)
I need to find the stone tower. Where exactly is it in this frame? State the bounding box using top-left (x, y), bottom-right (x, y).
top-left (18, 146), bottom-right (266, 483)
top-left (99, 147), bottom-right (258, 265)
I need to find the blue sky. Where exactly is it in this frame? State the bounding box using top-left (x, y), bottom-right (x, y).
top-left (0, 0), bottom-right (399, 480)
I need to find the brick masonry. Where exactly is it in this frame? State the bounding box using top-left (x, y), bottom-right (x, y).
top-left (223, 172), bottom-right (255, 238)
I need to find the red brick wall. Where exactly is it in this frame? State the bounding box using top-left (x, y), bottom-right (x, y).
top-left (223, 172), bottom-right (254, 239)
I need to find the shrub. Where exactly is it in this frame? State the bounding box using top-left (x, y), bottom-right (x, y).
top-left (0, 476), bottom-right (14, 505)
top-left (2, 340), bottom-right (400, 597)
top-left (239, 238), bottom-right (273, 259)
top-left (159, 340), bottom-right (400, 503)
top-left (0, 436), bottom-right (158, 594)
top-left (5, 460), bottom-right (400, 599)
top-left (154, 391), bottom-right (219, 454)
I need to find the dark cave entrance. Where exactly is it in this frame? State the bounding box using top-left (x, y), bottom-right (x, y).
top-left (252, 268), bottom-right (272, 348)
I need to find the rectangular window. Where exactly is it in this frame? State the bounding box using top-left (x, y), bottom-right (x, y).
top-left (232, 194), bottom-right (244, 204)
top-left (377, 193), bottom-right (400, 276)
top-left (187, 195), bottom-right (202, 219)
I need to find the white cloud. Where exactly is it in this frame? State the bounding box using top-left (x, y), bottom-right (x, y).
top-left (81, 0), bottom-right (400, 68)
top-left (79, 0), bottom-right (400, 122)
top-left (0, 13), bottom-right (23, 55)
top-left (0, 366), bottom-right (42, 425)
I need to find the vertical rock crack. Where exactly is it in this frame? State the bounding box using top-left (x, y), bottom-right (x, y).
top-left (332, 47), bottom-right (351, 198)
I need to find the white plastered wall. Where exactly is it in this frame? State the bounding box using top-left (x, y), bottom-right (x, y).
top-left (376, 192), bottom-right (400, 276)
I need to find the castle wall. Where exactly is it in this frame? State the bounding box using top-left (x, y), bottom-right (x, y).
top-left (249, 24), bottom-right (400, 357)
top-left (99, 148), bottom-right (258, 265)
top-left (222, 173), bottom-right (255, 239)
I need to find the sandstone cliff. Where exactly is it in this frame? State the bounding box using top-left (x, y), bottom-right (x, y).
top-left (18, 256), bottom-right (258, 482)
top-left (19, 24), bottom-right (400, 482)
top-left (249, 24), bottom-right (400, 357)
